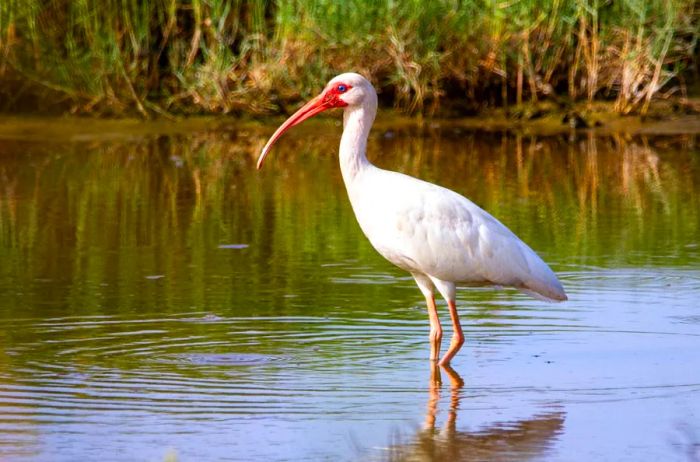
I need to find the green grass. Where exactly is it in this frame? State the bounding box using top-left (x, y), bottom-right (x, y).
top-left (0, 0), bottom-right (698, 116)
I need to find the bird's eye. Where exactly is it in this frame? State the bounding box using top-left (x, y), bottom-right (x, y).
top-left (337, 84), bottom-right (347, 93)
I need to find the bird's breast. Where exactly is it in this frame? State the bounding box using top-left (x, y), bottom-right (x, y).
top-left (346, 177), bottom-right (471, 279)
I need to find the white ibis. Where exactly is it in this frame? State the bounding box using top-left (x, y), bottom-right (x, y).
top-left (257, 73), bottom-right (567, 366)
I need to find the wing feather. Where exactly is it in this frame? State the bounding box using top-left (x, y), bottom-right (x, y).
top-left (350, 170), bottom-right (566, 301)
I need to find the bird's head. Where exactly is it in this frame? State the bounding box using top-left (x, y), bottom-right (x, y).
top-left (324, 72), bottom-right (376, 108)
top-left (256, 73), bottom-right (375, 169)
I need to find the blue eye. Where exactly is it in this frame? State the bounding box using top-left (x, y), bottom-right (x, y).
top-left (337, 84), bottom-right (347, 92)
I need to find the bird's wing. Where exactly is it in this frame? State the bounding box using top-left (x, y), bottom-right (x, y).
top-left (359, 170), bottom-right (565, 300)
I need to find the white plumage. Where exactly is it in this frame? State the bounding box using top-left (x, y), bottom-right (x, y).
top-left (258, 73), bottom-right (567, 366)
top-left (348, 169), bottom-right (565, 300)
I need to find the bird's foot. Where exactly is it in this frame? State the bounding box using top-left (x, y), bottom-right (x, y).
top-left (438, 335), bottom-right (465, 366)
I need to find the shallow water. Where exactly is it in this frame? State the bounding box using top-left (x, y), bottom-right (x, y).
top-left (0, 120), bottom-right (699, 461)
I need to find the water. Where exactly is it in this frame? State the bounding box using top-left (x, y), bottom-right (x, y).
top-left (0, 118), bottom-right (699, 461)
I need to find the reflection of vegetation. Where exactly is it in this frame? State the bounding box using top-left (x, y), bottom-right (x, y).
top-left (388, 365), bottom-right (565, 461)
top-left (0, 129), bottom-right (698, 320)
top-left (0, 1), bottom-right (697, 115)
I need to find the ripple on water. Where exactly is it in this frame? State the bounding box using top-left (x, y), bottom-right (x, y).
top-left (0, 264), bottom-right (698, 436)
top-left (158, 353), bottom-right (291, 366)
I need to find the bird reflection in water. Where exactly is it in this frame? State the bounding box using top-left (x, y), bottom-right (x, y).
top-left (389, 365), bottom-right (565, 461)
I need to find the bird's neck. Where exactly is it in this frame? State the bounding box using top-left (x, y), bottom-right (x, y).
top-left (339, 104), bottom-right (376, 184)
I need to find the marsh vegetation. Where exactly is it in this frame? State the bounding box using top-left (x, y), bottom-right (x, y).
top-left (1, 0), bottom-right (698, 116)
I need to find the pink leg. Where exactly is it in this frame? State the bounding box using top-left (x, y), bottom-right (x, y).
top-left (425, 294), bottom-right (443, 361)
top-left (439, 300), bottom-right (464, 366)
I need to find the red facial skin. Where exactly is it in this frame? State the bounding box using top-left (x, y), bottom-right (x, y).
top-left (256, 82), bottom-right (353, 169)
top-left (321, 83), bottom-right (352, 108)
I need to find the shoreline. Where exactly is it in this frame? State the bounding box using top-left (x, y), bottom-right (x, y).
top-left (1, 100), bottom-right (699, 143)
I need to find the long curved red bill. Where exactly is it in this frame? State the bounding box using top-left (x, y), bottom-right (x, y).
top-left (257, 94), bottom-right (330, 169)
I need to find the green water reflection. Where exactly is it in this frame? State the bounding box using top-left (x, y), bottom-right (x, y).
top-left (2, 129), bottom-right (697, 314)
top-left (0, 122), bottom-right (698, 461)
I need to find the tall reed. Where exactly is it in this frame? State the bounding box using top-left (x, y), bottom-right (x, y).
top-left (0, 0), bottom-right (697, 116)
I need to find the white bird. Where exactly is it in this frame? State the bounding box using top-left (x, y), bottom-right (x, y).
top-left (257, 73), bottom-right (567, 366)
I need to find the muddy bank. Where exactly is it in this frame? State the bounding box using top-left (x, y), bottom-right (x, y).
top-left (1, 100), bottom-right (699, 144)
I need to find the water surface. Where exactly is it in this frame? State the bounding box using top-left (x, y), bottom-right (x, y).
top-left (0, 119), bottom-right (699, 461)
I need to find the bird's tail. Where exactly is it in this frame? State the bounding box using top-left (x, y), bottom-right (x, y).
top-left (518, 286), bottom-right (567, 303)
top-left (519, 247), bottom-right (568, 302)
